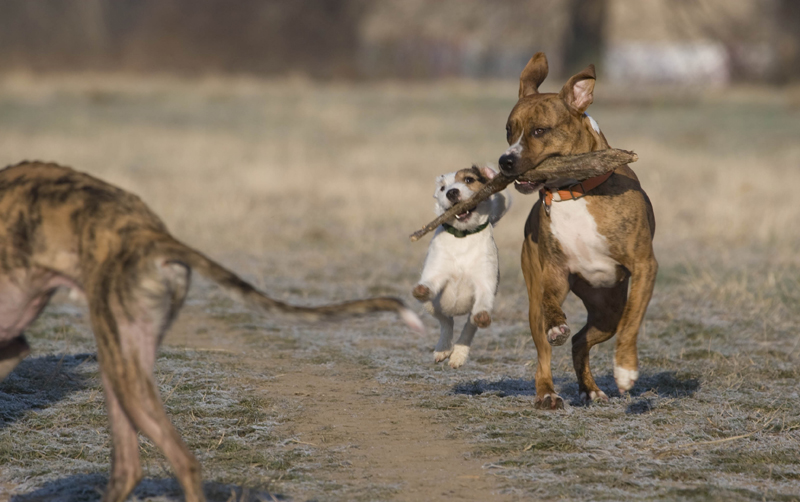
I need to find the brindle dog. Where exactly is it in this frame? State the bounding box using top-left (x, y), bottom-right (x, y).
top-left (0, 161), bottom-right (423, 501)
top-left (498, 53), bottom-right (657, 409)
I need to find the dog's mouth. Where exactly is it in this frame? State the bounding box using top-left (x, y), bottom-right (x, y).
top-left (514, 180), bottom-right (543, 195)
top-left (455, 208), bottom-right (474, 222)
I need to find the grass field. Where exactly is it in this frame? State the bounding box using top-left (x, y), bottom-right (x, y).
top-left (0, 73), bottom-right (799, 501)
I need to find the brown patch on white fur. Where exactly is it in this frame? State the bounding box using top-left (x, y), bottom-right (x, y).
top-left (454, 165), bottom-right (490, 187)
top-left (0, 161), bottom-right (422, 502)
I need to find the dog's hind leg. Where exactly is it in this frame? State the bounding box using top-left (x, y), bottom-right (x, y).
top-left (571, 277), bottom-right (628, 403)
top-left (90, 260), bottom-right (204, 502)
top-left (433, 312), bottom-right (455, 363)
top-left (449, 320), bottom-right (478, 369)
top-left (100, 371), bottom-right (142, 502)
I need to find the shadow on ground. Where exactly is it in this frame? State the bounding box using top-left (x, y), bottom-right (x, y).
top-left (452, 377), bottom-right (536, 397)
top-left (452, 371), bottom-right (700, 413)
top-left (0, 353), bottom-right (95, 428)
top-left (10, 473), bottom-right (287, 502)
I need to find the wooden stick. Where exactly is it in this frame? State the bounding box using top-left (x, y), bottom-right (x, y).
top-left (409, 149), bottom-right (638, 242)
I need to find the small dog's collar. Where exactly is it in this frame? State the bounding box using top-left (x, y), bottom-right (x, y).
top-left (441, 221), bottom-right (490, 238)
top-left (540, 170), bottom-right (613, 215)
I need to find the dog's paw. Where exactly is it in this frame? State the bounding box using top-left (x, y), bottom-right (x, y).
top-left (448, 345), bottom-right (470, 368)
top-left (434, 348), bottom-right (453, 363)
top-left (412, 284), bottom-right (432, 302)
top-left (472, 311), bottom-right (491, 328)
top-left (546, 324), bottom-right (570, 346)
top-left (614, 365), bottom-right (639, 392)
top-left (534, 394), bottom-right (564, 410)
top-left (579, 389), bottom-right (609, 404)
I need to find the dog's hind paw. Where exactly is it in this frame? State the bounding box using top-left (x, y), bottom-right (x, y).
top-left (448, 345), bottom-right (470, 368)
top-left (546, 324), bottom-right (570, 346)
top-left (472, 311), bottom-right (491, 328)
top-left (580, 389), bottom-right (609, 404)
top-left (412, 284), bottom-right (432, 302)
top-left (434, 348), bottom-right (453, 363)
top-left (534, 393), bottom-right (564, 410)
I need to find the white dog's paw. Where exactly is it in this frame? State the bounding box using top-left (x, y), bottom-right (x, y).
top-left (471, 311), bottom-right (491, 328)
top-left (412, 284), bottom-right (432, 302)
top-left (614, 365), bottom-right (639, 392)
top-left (580, 389), bottom-right (609, 404)
top-left (546, 324), bottom-right (570, 346)
top-left (434, 348), bottom-right (453, 363)
top-left (448, 345), bottom-right (470, 368)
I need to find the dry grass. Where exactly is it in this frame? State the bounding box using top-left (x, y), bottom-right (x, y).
top-left (0, 73), bottom-right (799, 501)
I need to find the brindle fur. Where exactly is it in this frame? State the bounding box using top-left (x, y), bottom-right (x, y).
top-left (0, 161), bottom-right (420, 501)
top-left (504, 53), bottom-right (657, 409)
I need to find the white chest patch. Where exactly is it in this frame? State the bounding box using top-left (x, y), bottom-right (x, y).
top-left (549, 198), bottom-right (620, 288)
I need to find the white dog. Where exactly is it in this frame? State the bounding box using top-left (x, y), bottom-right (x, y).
top-left (412, 165), bottom-right (510, 368)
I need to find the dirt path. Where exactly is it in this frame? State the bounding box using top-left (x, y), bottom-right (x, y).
top-left (262, 367), bottom-right (505, 501)
top-left (168, 306), bottom-right (510, 501)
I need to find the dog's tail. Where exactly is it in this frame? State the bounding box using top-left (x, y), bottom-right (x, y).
top-left (155, 238), bottom-right (424, 333)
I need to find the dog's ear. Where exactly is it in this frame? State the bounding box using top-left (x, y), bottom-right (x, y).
top-left (434, 174), bottom-right (446, 196)
top-left (519, 52), bottom-right (549, 99)
top-left (559, 64), bottom-right (596, 113)
top-left (480, 166), bottom-right (497, 181)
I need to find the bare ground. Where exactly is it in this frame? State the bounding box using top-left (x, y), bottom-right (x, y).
top-left (1, 75), bottom-right (799, 501)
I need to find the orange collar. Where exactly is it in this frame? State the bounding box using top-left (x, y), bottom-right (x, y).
top-left (540, 170), bottom-right (613, 213)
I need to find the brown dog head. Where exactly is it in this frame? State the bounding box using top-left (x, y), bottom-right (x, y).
top-left (498, 52), bottom-right (609, 177)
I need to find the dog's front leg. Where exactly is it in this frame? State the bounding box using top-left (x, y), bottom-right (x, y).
top-left (522, 235), bottom-right (565, 410)
top-left (541, 262), bottom-right (571, 347)
top-left (613, 252), bottom-right (658, 392)
top-left (470, 273), bottom-right (496, 329)
top-left (413, 273), bottom-right (448, 303)
top-left (0, 335), bottom-right (30, 382)
top-left (433, 312), bottom-right (455, 363)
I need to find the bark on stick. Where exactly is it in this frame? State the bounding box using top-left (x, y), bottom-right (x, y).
top-left (409, 149), bottom-right (638, 242)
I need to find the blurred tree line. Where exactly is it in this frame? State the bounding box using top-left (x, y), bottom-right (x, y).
top-left (0, 0), bottom-right (796, 83)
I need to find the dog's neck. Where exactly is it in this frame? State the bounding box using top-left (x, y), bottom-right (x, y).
top-left (441, 221), bottom-right (490, 238)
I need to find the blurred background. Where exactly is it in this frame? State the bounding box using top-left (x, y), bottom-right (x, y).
top-left (0, 0), bottom-right (797, 298)
top-left (0, 0), bottom-right (797, 287)
top-left (0, 0), bottom-right (798, 83)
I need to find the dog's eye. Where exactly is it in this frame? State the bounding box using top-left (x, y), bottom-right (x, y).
top-left (439, 186), bottom-right (445, 192)
top-left (464, 177), bottom-right (474, 184)
top-left (532, 128), bottom-right (547, 138)
top-left (505, 125), bottom-right (512, 141)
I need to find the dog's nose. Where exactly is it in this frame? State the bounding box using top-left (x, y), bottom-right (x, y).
top-left (446, 189), bottom-right (460, 203)
top-left (498, 154), bottom-right (516, 174)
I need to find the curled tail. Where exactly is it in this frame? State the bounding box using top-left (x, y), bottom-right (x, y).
top-left (155, 238), bottom-right (424, 333)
